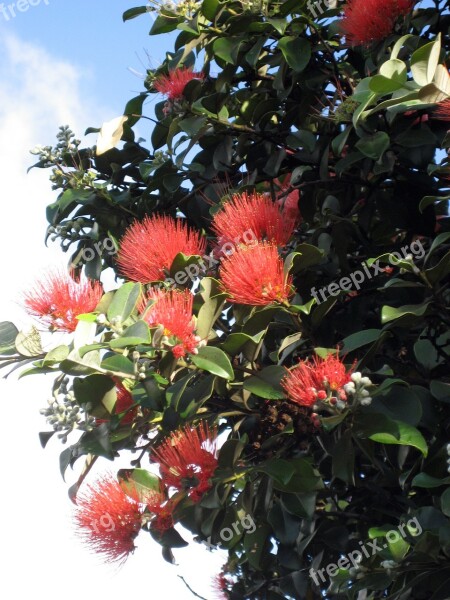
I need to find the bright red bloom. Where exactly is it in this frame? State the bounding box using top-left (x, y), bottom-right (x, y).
top-left (212, 191), bottom-right (296, 247)
top-left (140, 288), bottom-right (201, 358)
top-left (117, 215), bottom-right (206, 283)
top-left (282, 354), bottom-right (354, 407)
top-left (219, 242), bottom-right (293, 306)
top-left (73, 474), bottom-right (143, 564)
top-left (432, 98), bottom-right (450, 121)
top-left (151, 422), bottom-right (218, 502)
top-left (340, 0), bottom-right (414, 46)
top-left (154, 67), bottom-right (204, 101)
top-left (22, 268), bottom-right (103, 333)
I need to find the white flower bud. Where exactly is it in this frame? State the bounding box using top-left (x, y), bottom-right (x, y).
top-left (344, 382), bottom-right (356, 394)
top-left (360, 397), bottom-right (372, 406)
top-left (360, 376), bottom-right (372, 386)
top-left (351, 372), bottom-right (362, 383)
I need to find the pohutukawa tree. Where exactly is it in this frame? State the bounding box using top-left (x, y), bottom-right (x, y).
top-left (2, 0), bottom-right (450, 598)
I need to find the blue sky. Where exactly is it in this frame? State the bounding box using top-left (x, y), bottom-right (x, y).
top-left (0, 2), bottom-right (223, 599)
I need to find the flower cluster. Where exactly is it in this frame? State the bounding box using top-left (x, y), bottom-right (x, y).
top-left (282, 353), bottom-right (373, 413)
top-left (74, 475), bottom-right (144, 564)
top-left (140, 287), bottom-right (202, 358)
top-left (219, 242), bottom-right (293, 306)
top-left (117, 214), bottom-right (206, 283)
top-left (212, 190), bottom-right (297, 248)
top-left (151, 422), bottom-right (219, 502)
top-left (23, 268), bottom-right (103, 333)
top-left (340, 0), bottom-right (414, 46)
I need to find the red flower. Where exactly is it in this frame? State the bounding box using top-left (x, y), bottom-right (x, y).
top-left (212, 190), bottom-right (296, 248)
top-left (212, 572), bottom-right (232, 599)
top-left (140, 288), bottom-right (201, 358)
top-left (340, 0), bottom-right (414, 46)
top-left (115, 382), bottom-right (137, 425)
top-left (73, 474), bottom-right (143, 564)
top-left (282, 353), bottom-right (354, 407)
top-left (154, 67), bottom-right (204, 101)
top-left (147, 492), bottom-right (176, 533)
top-left (151, 422), bottom-right (218, 502)
top-left (432, 98), bottom-right (450, 121)
top-left (22, 268), bottom-right (103, 333)
top-left (117, 215), bottom-right (206, 283)
top-left (219, 242), bottom-right (293, 306)
top-left (274, 175), bottom-right (302, 226)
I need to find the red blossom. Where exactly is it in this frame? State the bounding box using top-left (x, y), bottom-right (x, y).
top-left (117, 215), bottom-right (206, 283)
top-left (432, 98), bottom-right (450, 121)
top-left (115, 382), bottom-right (137, 425)
top-left (274, 175), bottom-right (302, 226)
top-left (151, 422), bottom-right (218, 502)
top-left (340, 0), bottom-right (414, 46)
top-left (212, 572), bottom-right (232, 599)
top-left (282, 353), bottom-right (354, 407)
top-left (154, 67), bottom-right (204, 101)
top-left (212, 190), bottom-right (296, 248)
top-left (22, 268), bottom-right (103, 333)
top-left (73, 474), bottom-right (143, 564)
top-left (147, 492), bottom-right (176, 533)
top-left (219, 242), bottom-right (293, 306)
top-left (140, 288), bottom-right (201, 358)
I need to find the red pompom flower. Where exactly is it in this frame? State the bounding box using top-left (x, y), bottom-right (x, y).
top-left (340, 0), bottom-right (414, 46)
top-left (432, 98), bottom-right (450, 121)
top-left (22, 268), bottom-right (103, 333)
top-left (219, 242), bottom-right (293, 306)
top-left (154, 67), bottom-right (204, 101)
top-left (212, 190), bottom-right (296, 248)
top-left (140, 288), bottom-right (201, 358)
top-left (151, 422), bottom-right (218, 502)
top-left (117, 215), bottom-right (206, 283)
top-left (282, 353), bottom-right (355, 407)
top-left (74, 474), bottom-right (143, 564)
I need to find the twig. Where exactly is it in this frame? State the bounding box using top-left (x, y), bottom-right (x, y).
top-left (177, 575), bottom-right (208, 600)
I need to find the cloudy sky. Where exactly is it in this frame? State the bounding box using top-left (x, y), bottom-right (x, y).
top-left (0, 2), bottom-right (222, 598)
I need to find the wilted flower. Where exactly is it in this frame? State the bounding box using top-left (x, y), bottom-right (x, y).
top-left (74, 474), bottom-right (143, 563)
top-left (140, 288), bottom-right (201, 358)
top-left (22, 268), bottom-right (103, 333)
top-left (340, 0), bottom-right (413, 46)
top-left (219, 242), bottom-right (293, 305)
top-left (117, 215), bottom-right (206, 283)
top-left (151, 422), bottom-right (218, 502)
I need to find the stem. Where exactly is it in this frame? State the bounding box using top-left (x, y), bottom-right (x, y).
top-left (177, 576), bottom-right (208, 600)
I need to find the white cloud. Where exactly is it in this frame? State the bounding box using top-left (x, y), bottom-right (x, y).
top-left (0, 34), bottom-right (223, 599)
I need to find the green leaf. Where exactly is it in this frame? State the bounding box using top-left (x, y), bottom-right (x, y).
top-left (118, 468), bottom-right (162, 502)
top-left (123, 6), bottom-right (148, 21)
top-left (42, 345), bottom-right (70, 366)
top-left (243, 365), bottom-right (286, 400)
top-left (109, 321), bottom-right (151, 349)
top-left (411, 35), bottom-right (441, 86)
top-left (381, 302), bottom-right (430, 324)
top-left (243, 523), bottom-right (272, 570)
top-left (355, 414), bottom-right (428, 456)
top-left (0, 322), bottom-right (19, 355)
top-left (412, 473), bottom-right (450, 488)
top-left (213, 36), bottom-right (243, 65)
top-left (73, 374), bottom-right (117, 417)
top-left (278, 37), bottom-right (311, 72)
top-left (284, 244), bottom-right (325, 274)
top-left (101, 354), bottom-right (135, 376)
top-left (107, 282), bottom-right (141, 323)
top-left (356, 132), bottom-right (390, 160)
top-left (441, 488), bottom-right (450, 517)
top-left (430, 380), bottom-right (450, 403)
top-left (341, 329), bottom-right (382, 353)
top-left (191, 346), bottom-right (234, 380)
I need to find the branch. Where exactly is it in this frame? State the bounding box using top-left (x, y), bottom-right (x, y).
top-left (177, 575), bottom-right (208, 600)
